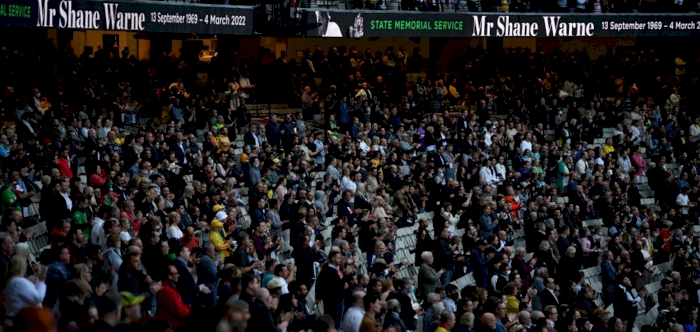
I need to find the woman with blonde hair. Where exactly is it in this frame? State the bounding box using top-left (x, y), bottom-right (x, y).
top-left (454, 312), bottom-right (475, 332)
top-left (14, 242), bottom-right (29, 261)
top-left (223, 178), bottom-right (237, 194)
top-left (373, 197), bottom-right (390, 221)
top-left (182, 185), bottom-right (194, 200)
top-left (5, 255), bottom-right (47, 318)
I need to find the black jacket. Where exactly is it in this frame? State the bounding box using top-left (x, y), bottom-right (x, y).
top-left (540, 288), bottom-right (560, 309)
top-left (613, 285), bottom-right (637, 321)
top-left (317, 265), bottom-right (345, 304)
top-left (173, 257), bottom-right (200, 305)
top-left (433, 236), bottom-right (454, 271)
top-left (248, 299), bottom-right (278, 332)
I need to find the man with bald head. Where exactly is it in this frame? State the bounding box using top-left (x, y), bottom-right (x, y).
top-left (250, 287), bottom-right (290, 332)
top-left (479, 312), bottom-right (499, 332)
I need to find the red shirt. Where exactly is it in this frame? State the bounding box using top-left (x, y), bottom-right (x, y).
top-left (57, 158), bottom-right (73, 178)
top-left (180, 236), bottom-right (200, 252)
top-left (659, 228), bottom-right (672, 252)
top-left (156, 280), bottom-right (191, 330)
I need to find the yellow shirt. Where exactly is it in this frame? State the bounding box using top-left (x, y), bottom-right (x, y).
top-left (217, 135), bottom-right (231, 153)
top-left (603, 144), bottom-right (615, 154)
top-left (209, 229), bottom-right (230, 259)
top-left (449, 85), bottom-right (460, 99)
top-left (506, 295), bottom-right (520, 315)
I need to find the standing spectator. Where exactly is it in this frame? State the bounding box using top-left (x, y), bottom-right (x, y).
top-left (156, 265), bottom-right (191, 330)
top-left (360, 295), bottom-right (383, 332)
top-left (5, 255), bottom-right (47, 318)
top-left (317, 251), bottom-right (346, 328)
top-left (419, 252), bottom-right (443, 298)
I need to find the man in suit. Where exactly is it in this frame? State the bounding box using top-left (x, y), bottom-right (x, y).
top-left (613, 275), bottom-right (645, 332)
top-left (317, 251), bottom-right (346, 329)
top-left (292, 235), bottom-right (323, 289)
top-left (434, 227), bottom-right (456, 286)
top-left (337, 190), bottom-right (356, 225)
top-left (172, 132), bottom-right (189, 166)
top-left (266, 115), bottom-right (282, 147)
top-left (471, 240), bottom-right (489, 289)
top-left (418, 252), bottom-right (442, 299)
top-left (244, 124), bottom-right (260, 147)
top-left (540, 278), bottom-right (560, 309)
top-left (17, 112), bottom-right (38, 144)
top-left (173, 245), bottom-right (211, 305)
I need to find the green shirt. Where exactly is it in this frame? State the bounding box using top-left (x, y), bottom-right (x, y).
top-left (1, 186), bottom-right (20, 217)
top-left (72, 210), bottom-right (90, 239)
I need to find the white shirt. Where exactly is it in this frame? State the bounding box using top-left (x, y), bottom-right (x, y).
top-left (120, 231), bottom-right (132, 243)
top-left (495, 163), bottom-right (506, 180)
top-left (359, 140), bottom-right (370, 154)
top-left (547, 288), bottom-right (559, 303)
top-left (520, 140), bottom-right (532, 155)
top-left (575, 159), bottom-right (587, 176)
top-left (480, 167), bottom-right (495, 185)
top-left (4, 277), bottom-right (46, 317)
top-left (91, 217), bottom-right (106, 247)
top-left (167, 226), bottom-right (183, 240)
top-left (239, 76), bottom-right (251, 98)
top-left (617, 156), bottom-right (632, 176)
top-left (277, 276), bottom-right (289, 295)
top-left (342, 306), bottom-right (366, 332)
top-left (676, 193), bottom-right (690, 214)
top-left (340, 176), bottom-right (352, 193)
top-left (344, 180), bottom-right (357, 204)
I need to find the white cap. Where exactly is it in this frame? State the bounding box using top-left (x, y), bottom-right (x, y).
top-left (216, 211), bottom-right (228, 222)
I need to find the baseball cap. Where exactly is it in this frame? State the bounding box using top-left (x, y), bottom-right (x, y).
top-left (120, 291), bottom-right (145, 307)
top-left (267, 278), bottom-right (283, 290)
top-left (215, 211), bottom-right (228, 222)
top-left (211, 219), bottom-right (224, 228)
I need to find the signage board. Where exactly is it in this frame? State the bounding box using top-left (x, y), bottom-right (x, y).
top-left (0, 0), bottom-right (253, 34)
top-left (307, 10), bottom-right (700, 37)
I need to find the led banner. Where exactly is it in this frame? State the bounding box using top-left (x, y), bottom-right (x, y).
top-left (0, 0), bottom-right (253, 34)
top-left (307, 10), bottom-right (700, 38)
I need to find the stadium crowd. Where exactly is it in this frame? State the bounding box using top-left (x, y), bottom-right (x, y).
top-left (0, 38), bottom-right (699, 332)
